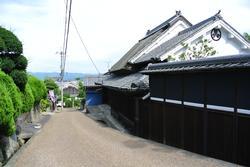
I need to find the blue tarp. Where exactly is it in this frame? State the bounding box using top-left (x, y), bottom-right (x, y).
top-left (86, 90), bottom-right (102, 106)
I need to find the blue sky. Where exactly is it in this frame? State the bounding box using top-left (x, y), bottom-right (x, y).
top-left (0, 0), bottom-right (249, 74)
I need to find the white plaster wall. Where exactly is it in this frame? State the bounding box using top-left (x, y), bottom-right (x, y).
top-left (168, 27), bottom-right (250, 61)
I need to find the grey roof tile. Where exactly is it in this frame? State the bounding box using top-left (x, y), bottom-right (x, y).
top-left (142, 54), bottom-right (250, 74)
top-left (82, 76), bottom-right (104, 87)
top-left (97, 73), bottom-right (149, 91)
top-left (109, 31), bottom-right (163, 72)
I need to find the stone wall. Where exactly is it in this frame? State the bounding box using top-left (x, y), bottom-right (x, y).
top-left (0, 108), bottom-right (41, 164)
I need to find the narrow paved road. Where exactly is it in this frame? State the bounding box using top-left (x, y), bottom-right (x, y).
top-left (8, 109), bottom-right (234, 167)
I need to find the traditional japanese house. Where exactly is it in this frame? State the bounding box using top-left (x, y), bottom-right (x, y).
top-left (98, 11), bottom-right (250, 136)
top-left (141, 54), bottom-right (250, 166)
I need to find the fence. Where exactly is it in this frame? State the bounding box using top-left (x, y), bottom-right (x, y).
top-left (137, 95), bottom-right (250, 166)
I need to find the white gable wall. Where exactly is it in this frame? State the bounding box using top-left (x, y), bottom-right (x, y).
top-left (161, 21), bottom-right (250, 61)
top-left (129, 20), bottom-right (191, 63)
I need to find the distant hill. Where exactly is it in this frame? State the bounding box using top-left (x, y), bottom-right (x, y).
top-left (29, 72), bottom-right (96, 81)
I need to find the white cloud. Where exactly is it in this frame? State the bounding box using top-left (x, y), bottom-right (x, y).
top-left (0, 0), bottom-right (249, 74)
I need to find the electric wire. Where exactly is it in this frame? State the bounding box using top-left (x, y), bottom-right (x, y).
top-left (62, 0), bottom-right (101, 75)
top-left (61, 0), bottom-right (72, 80)
top-left (71, 17), bottom-right (100, 75)
top-left (61, 0), bottom-right (68, 79)
top-left (62, 0), bottom-right (72, 77)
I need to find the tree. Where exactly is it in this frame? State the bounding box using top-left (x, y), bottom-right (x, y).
top-left (0, 37), bottom-right (6, 52)
top-left (0, 26), bottom-right (28, 92)
top-left (78, 81), bottom-right (86, 99)
top-left (243, 32), bottom-right (250, 41)
top-left (0, 26), bottom-right (23, 54)
top-left (179, 38), bottom-right (216, 60)
top-left (28, 75), bottom-right (47, 105)
top-left (44, 78), bottom-right (59, 95)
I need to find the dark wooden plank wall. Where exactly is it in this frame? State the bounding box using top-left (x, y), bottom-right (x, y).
top-left (102, 88), bottom-right (145, 134)
top-left (138, 70), bottom-right (250, 166)
top-left (138, 99), bottom-right (250, 166)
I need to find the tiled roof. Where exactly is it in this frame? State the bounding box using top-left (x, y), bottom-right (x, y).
top-left (97, 73), bottom-right (149, 91)
top-left (142, 11), bottom-right (192, 40)
top-left (109, 13), bottom-right (191, 73)
top-left (134, 14), bottom-right (221, 64)
top-left (82, 76), bottom-right (103, 87)
top-left (109, 30), bottom-right (164, 72)
top-left (142, 54), bottom-right (250, 74)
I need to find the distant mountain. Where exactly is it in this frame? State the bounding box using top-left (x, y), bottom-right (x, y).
top-left (29, 72), bottom-right (96, 81)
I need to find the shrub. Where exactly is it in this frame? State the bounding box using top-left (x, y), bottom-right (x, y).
top-left (21, 83), bottom-right (34, 113)
top-left (28, 75), bottom-right (47, 105)
top-left (40, 99), bottom-right (50, 112)
top-left (78, 81), bottom-right (86, 98)
top-left (10, 70), bottom-right (27, 91)
top-left (0, 26), bottom-right (23, 54)
top-left (44, 78), bottom-right (59, 95)
top-left (12, 55), bottom-right (28, 70)
top-left (65, 98), bottom-right (72, 108)
top-left (0, 83), bottom-right (16, 136)
top-left (74, 98), bottom-right (81, 107)
top-left (0, 57), bottom-right (15, 74)
top-left (0, 71), bottom-right (22, 120)
top-left (64, 93), bottom-right (70, 98)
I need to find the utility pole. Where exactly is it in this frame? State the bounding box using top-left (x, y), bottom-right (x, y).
top-left (60, 0), bottom-right (72, 111)
top-left (60, 51), bottom-right (64, 111)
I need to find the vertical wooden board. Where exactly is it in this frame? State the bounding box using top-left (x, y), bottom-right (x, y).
top-left (207, 111), bottom-right (234, 162)
top-left (151, 101), bottom-right (164, 143)
top-left (237, 115), bottom-right (250, 166)
top-left (183, 107), bottom-right (204, 154)
top-left (164, 104), bottom-right (182, 148)
top-left (138, 100), bottom-right (150, 139)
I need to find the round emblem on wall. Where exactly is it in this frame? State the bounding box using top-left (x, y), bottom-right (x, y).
top-left (211, 28), bottom-right (221, 41)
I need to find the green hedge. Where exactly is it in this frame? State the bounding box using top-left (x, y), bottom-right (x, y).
top-left (0, 79), bottom-right (16, 136)
top-left (0, 57), bottom-right (15, 74)
top-left (12, 55), bottom-right (28, 70)
top-left (40, 99), bottom-right (50, 112)
top-left (28, 75), bottom-right (47, 105)
top-left (65, 98), bottom-right (72, 108)
top-left (64, 97), bottom-right (81, 108)
top-left (0, 71), bottom-right (22, 120)
top-left (10, 70), bottom-right (27, 91)
top-left (21, 83), bottom-right (34, 113)
top-left (0, 26), bottom-right (23, 54)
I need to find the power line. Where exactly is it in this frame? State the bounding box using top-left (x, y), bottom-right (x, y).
top-left (62, 0), bottom-right (68, 65)
top-left (61, 0), bottom-right (72, 80)
top-left (61, 0), bottom-right (68, 79)
top-left (62, 0), bottom-right (100, 75)
top-left (71, 17), bottom-right (100, 74)
top-left (62, 0), bottom-right (72, 76)
top-left (60, 0), bottom-right (72, 110)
